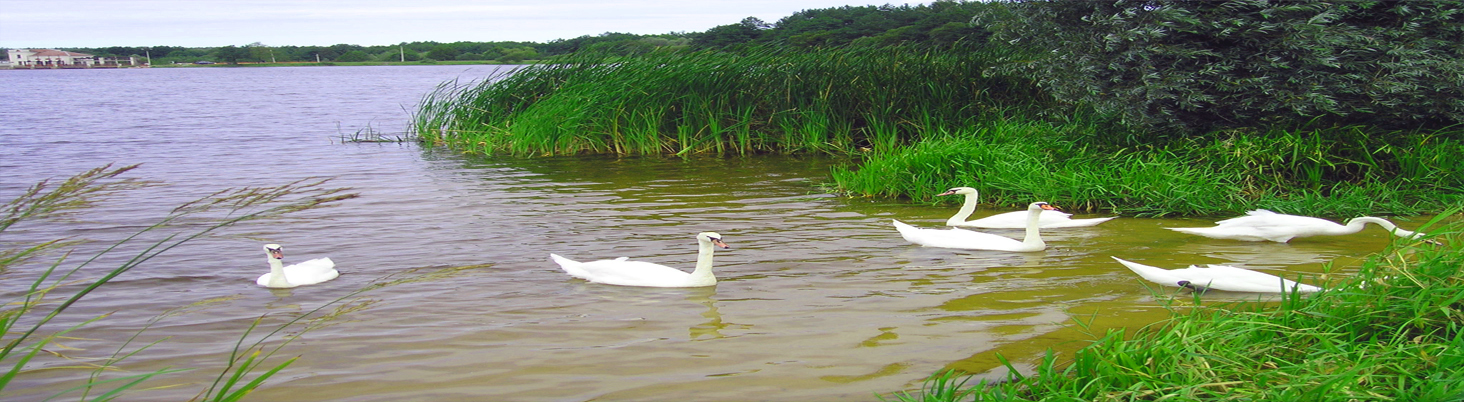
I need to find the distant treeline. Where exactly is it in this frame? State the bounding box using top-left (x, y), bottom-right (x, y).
top-left (41, 1), bottom-right (987, 64)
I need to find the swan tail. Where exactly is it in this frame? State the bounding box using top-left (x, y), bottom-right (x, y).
top-left (550, 253), bottom-right (594, 279)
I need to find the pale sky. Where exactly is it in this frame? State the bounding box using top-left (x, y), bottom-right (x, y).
top-left (1, 0), bottom-right (919, 48)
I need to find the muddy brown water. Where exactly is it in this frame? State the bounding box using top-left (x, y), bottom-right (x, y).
top-left (0, 65), bottom-right (1425, 401)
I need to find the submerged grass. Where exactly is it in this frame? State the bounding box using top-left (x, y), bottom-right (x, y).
top-left (884, 215), bottom-right (1464, 401)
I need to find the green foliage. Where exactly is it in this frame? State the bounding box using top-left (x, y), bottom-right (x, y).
top-left (830, 122), bottom-right (1464, 217)
top-left (900, 218), bottom-right (1464, 401)
top-left (982, 0), bottom-right (1464, 135)
top-left (335, 50), bottom-right (372, 62)
top-left (425, 45), bottom-right (460, 61)
top-left (412, 44), bottom-right (1043, 156)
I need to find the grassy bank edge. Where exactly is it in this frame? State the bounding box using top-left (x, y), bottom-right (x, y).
top-left (882, 215), bottom-right (1464, 401)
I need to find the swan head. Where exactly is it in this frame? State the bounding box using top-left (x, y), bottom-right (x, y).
top-left (263, 244), bottom-right (284, 260)
top-left (697, 232), bottom-right (730, 249)
top-left (1177, 280), bottom-right (1210, 293)
top-left (937, 187), bottom-right (977, 197)
top-left (1032, 202), bottom-right (1060, 211)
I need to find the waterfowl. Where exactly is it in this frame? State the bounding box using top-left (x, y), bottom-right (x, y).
top-left (1111, 256), bottom-right (1321, 293)
top-left (893, 202), bottom-right (1057, 252)
top-left (938, 187), bottom-right (1113, 229)
top-left (550, 232), bottom-right (730, 288)
top-left (1166, 209), bottom-right (1424, 243)
top-left (256, 244), bottom-right (339, 288)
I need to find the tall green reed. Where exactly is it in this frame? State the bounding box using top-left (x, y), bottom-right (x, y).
top-left (1, 164), bottom-right (361, 401)
top-left (411, 45), bottom-right (1041, 156)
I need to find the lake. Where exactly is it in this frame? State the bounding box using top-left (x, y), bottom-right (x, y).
top-left (0, 65), bottom-right (1418, 401)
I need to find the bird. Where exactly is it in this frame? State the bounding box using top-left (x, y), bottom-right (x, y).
top-left (256, 244), bottom-right (339, 288)
top-left (937, 187), bottom-right (1113, 229)
top-left (1110, 256), bottom-right (1322, 293)
top-left (893, 201), bottom-right (1058, 252)
top-left (550, 232), bottom-right (730, 287)
top-left (1166, 209), bottom-right (1425, 243)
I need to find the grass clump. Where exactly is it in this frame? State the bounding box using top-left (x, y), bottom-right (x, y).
top-left (412, 45), bottom-right (1040, 156)
top-left (831, 121), bottom-right (1464, 217)
top-left (883, 217), bottom-right (1464, 401)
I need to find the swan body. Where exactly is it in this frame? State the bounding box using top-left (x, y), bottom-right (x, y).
top-left (938, 187), bottom-right (1114, 229)
top-left (1166, 209), bottom-right (1423, 243)
top-left (894, 202), bottom-right (1057, 252)
top-left (1111, 257), bottom-right (1321, 293)
top-left (551, 232), bottom-right (730, 288)
top-left (256, 244), bottom-right (339, 288)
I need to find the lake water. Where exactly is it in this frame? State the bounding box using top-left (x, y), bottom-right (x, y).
top-left (0, 65), bottom-right (1422, 401)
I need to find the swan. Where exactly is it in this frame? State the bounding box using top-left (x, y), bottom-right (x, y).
top-left (893, 202), bottom-right (1057, 252)
top-left (938, 187), bottom-right (1114, 229)
top-left (1166, 209), bottom-right (1424, 243)
top-left (1111, 257), bottom-right (1321, 293)
top-left (256, 244), bottom-right (339, 288)
top-left (550, 232), bottom-right (730, 287)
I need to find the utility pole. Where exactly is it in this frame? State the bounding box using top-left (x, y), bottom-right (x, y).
top-left (400, 46), bottom-right (405, 62)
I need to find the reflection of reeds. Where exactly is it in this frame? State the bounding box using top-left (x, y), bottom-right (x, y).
top-left (1, 165), bottom-right (366, 401)
top-left (884, 215), bottom-right (1462, 401)
top-left (411, 45), bottom-right (1040, 156)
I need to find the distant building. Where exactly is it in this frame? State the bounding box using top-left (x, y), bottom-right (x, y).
top-left (6, 49), bottom-right (139, 68)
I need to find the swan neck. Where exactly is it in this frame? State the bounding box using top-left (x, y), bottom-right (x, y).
top-left (945, 192), bottom-right (979, 226)
top-left (1349, 217), bottom-right (1417, 238)
top-left (266, 258), bottom-right (291, 287)
top-left (1023, 204), bottom-right (1045, 247)
top-left (689, 239), bottom-right (717, 282)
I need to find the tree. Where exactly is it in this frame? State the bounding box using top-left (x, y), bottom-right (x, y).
top-left (213, 45), bottom-right (248, 64)
top-left (692, 17), bottom-right (769, 48)
top-left (426, 45), bottom-right (460, 61)
top-left (335, 50), bottom-right (372, 62)
top-left (498, 47), bottom-right (539, 63)
top-left (982, 0), bottom-right (1464, 134)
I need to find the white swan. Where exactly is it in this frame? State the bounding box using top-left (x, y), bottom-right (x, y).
top-left (1166, 209), bottom-right (1424, 243)
top-left (256, 244), bottom-right (339, 288)
top-left (893, 202), bottom-right (1056, 252)
top-left (938, 187), bottom-right (1114, 228)
top-left (550, 232), bottom-right (730, 287)
top-left (1111, 257), bottom-right (1321, 293)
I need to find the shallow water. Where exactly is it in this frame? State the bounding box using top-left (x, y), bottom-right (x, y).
top-left (0, 65), bottom-right (1427, 401)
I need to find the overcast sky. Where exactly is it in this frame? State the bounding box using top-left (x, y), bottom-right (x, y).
top-left (1, 0), bottom-right (920, 49)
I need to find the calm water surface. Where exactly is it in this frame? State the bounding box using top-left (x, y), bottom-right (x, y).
top-left (0, 66), bottom-right (1422, 401)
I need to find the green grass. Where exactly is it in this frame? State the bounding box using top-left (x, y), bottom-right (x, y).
top-left (830, 120), bottom-right (1464, 217)
top-left (884, 215), bottom-right (1464, 401)
top-left (411, 45), bottom-right (1040, 156)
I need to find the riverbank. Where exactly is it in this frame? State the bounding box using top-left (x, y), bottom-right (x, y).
top-left (884, 221), bottom-right (1464, 401)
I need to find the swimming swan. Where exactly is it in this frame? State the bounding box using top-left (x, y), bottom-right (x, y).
top-left (256, 244), bottom-right (339, 288)
top-left (938, 187), bottom-right (1113, 229)
top-left (550, 232), bottom-right (730, 287)
top-left (1111, 256), bottom-right (1321, 293)
top-left (893, 202), bottom-right (1057, 252)
top-left (1166, 209), bottom-right (1424, 243)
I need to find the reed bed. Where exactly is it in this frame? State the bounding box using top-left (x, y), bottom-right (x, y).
top-left (412, 45), bottom-right (1042, 156)
top-left (884, 217), bottom-right (1464, 401)
top-left (831, 121), bottom-right (1464, 217)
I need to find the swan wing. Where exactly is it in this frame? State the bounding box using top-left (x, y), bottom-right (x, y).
top-left (281, 257), bottom-right (338, 286)
top-left (1191, 265), bottom-right (1322, 293)
top-left (895, 220), bottom-right (1024, 250)
top-left (571, 259), bottom-right (694, 287)
top-left (1112, 257), bottom-right (1320, 293)
top-left (955, 210), bottom-right (1075, 229)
